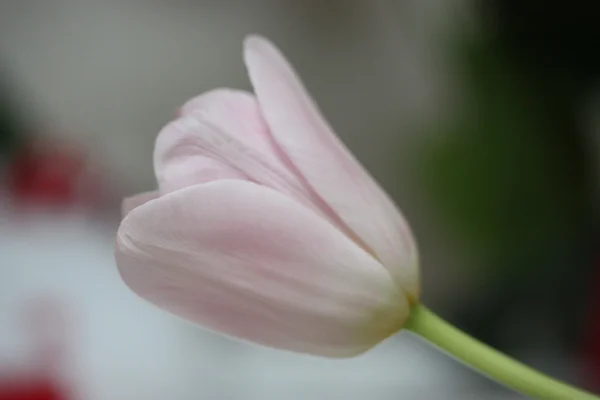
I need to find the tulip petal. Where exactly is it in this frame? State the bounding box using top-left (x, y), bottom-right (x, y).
top-left (155, 89), bottom-right (286, 194)
top-left (244, 35), bottom-right (419, 298)
top-left (155, 114), bottom-right (323, 215)
top-left (121, 191), bottom-right (159, 217)
top-left (154, 116), bottom-right (246, 194)
top-left (179, 88), bottom-right (279, 165)
top-left (116, 180), bottom-right (407, 357)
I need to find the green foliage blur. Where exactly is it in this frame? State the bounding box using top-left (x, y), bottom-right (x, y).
top-left (420, 33), bottom-right (589, 279)
top-left (415, 24), bottom-right (596, 350)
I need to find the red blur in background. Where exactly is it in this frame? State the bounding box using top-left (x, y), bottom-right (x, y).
top-left (6, 141), bottom-right (85, 207)
top-left (0, 378), bottom-right (68, 400)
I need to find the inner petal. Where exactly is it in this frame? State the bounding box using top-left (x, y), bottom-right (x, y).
top-left (180, 88), bottom-right (283, 167)
top-left (155, 88), bottom-right (368, 246)
top-left (155, 89), bottom-right (327, 215)
top-left (156, 116), bottom-right (317, 213)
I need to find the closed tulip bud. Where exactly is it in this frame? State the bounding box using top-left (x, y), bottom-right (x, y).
top-left (115, 35), bottom-right (419, 357)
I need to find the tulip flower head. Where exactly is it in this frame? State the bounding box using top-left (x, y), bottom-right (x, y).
top-left (115, 35), bottom-right (600, 400)
top-left (115, 35), bottom-right (419, 357)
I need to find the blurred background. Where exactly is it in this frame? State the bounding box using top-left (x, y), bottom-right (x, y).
top-left (0, 1), bottom-right (598, 399)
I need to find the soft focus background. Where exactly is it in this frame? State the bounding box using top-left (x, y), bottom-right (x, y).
top-left (0, 1), bottom-right (598, 399)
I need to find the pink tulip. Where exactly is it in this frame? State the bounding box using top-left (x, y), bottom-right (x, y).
top-left (115, 35), bottom-right (419, 357)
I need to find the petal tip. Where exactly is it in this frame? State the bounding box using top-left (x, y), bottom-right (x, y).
top-left (243, 34), bottom-right (280, 63)
top-left (243, 34), bottom-right (269, 50)
top-left (179, 87), bottom-right (254, 117)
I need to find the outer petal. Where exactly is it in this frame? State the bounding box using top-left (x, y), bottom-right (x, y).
top-left (115, 180), bottom-right (407, 357)
top-left (121, 190), bottom-right (159, 217)
top-left (244, 35), bottom-right (419, 299)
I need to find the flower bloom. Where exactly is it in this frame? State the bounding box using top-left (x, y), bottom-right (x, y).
top-left (115, 35), bottom-right (418, 357)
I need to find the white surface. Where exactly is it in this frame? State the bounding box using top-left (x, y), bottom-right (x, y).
top-left (0, 208), bottom-right (522, 399)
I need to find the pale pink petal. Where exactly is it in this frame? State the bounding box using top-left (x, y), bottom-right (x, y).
top-left (244, 35), bottom-right (419, 298)
top-left (154, 115), bottom-right (322, 214)
top-left (180, 88), bottom-right (278, 164)
top-left (116, 180), bottom-right (407, 357)
top-left (154, 116), bottom-right (246, 194)
top-left (121, 191), bottom-right (159, 217)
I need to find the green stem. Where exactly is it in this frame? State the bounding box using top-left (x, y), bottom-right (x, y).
top-left (405, 304), bottom-right (598, 399)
